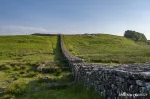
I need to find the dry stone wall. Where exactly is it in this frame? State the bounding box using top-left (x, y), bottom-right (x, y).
top-left (60, 35), bottom-right (150, 99)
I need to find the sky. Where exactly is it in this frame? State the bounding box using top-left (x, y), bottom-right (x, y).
top-left (0, 0), bottom-right (150, 39)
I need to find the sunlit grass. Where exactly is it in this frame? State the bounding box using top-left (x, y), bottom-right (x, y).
top-left (0, 35), bottom-right (57, 64)
top-left (0, 35), bottom-right (104, 99)
top-left (63, 34), bottom-right (150, 64)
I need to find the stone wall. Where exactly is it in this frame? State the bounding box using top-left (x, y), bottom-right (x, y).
top-left (60, 35), bottom-right (150, 99)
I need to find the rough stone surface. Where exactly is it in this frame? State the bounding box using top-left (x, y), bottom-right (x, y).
top-left (60, 35), bottom-right (150, 99)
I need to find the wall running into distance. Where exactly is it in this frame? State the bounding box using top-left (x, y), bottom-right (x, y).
top-left (60, 35), bottom-right (150, 99)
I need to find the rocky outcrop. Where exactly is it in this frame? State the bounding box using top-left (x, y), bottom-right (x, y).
top-left (60, 35), bottom-right (150, 99)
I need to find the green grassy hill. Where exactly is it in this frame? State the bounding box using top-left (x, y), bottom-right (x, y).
top-left (0, 35), bottom-right (102, 99)
top-left (0, 35), bottom-right (57, 64)
top-left (63, 34), bottom-right (150, 64)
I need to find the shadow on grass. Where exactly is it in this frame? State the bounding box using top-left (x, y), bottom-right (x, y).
top-left (6, 81), bottom-right (104, 99)
top-left (53, 36), bottom-right (70, 71)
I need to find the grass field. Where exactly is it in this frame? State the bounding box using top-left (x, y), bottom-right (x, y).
top-left (0, 35), bottom-right (57, 64)
top-left (63, 34), bottom-right (150, 64)
top-left (15, 83), bottom-right (102, 99)
top-left (0, 35), bottom-right (102, 99)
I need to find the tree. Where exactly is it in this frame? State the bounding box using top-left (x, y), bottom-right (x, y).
top-left (147, 40), bottom-right (150, 45)
top-left (124, 30), bottom-right (147, 42)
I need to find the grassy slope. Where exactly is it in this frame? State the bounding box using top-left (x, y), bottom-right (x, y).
top-left (0, 35), bottom-right (57, 64)
top-left (0, 35), bottom-right (60, 98)
top-left (0, 35), bottom-right (102, 99)
top-left (63, 34), bottom-right (150, 64)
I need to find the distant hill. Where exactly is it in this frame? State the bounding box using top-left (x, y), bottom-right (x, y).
top-left (32, 33), bottom-right (59, 36)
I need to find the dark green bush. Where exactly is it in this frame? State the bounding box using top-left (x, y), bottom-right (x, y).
top-left (124, 30), bottom-right (147, 42)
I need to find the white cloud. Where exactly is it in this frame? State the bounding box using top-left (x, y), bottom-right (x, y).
top-left (0, 25), bottom-right (57, 35)
top-left (145, 33), bottom-right (150, 40)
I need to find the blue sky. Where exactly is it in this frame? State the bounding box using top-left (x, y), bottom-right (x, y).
top-left (0, 0), bottom-right (150, 39)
